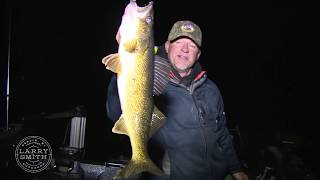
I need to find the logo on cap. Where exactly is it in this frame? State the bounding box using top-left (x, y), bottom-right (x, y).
top-left (181, 23), bottom-right (195, 33)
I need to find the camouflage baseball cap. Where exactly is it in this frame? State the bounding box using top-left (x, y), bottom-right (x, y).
top-left (168, 20), bottom-right (202, 47)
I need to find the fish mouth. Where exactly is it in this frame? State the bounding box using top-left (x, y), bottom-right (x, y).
top-left (130, 0), bottom-right (153, 13)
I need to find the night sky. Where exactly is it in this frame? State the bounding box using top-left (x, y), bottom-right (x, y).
top-left (1, 0), bottom-right (318, 171)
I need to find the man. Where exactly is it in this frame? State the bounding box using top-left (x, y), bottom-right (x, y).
top-left (104, 20), bottom-right (249, 180)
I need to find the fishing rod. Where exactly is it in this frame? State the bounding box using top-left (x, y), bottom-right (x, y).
top-left (4, 3), bottom-right (12, 131)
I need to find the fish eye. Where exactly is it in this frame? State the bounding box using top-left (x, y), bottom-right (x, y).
top-left (146, 16), bottom-right (152, 24)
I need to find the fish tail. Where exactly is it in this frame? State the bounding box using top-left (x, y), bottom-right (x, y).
top-left (113, 158), bottom-right (164, 179)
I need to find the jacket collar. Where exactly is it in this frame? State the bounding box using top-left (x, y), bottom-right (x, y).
top-left (169, 62), bottom-right (206, 87)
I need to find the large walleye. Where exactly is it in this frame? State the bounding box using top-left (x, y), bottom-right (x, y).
top-left (102, 0), bottom-right (170, 179)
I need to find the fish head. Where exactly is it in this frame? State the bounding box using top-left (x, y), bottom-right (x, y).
top-left (119, 0), bottom-right (154, 42)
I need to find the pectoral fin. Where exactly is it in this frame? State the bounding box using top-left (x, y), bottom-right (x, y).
top-left (112, 115), bottom-right (129, 136)
top-left (149, 106), bottom-right (167, 138)
top-left (102, 53), bottom-right (121, 73)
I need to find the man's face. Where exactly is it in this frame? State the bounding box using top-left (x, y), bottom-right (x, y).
top-left (165, 37), bottom-right (201, 76)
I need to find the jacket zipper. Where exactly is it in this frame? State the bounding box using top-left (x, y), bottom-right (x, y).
top-left (189, 90), bottom-right (214, 178)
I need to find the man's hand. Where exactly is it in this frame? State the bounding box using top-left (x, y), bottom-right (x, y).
top-left (232, 171), bottom-right (250, 180)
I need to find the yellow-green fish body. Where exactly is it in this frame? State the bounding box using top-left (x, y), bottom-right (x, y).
top-left (102, 0), bottom-right (166, 179)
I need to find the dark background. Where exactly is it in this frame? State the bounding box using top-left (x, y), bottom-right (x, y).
top-left (1, 0), bottom-right (318, 177)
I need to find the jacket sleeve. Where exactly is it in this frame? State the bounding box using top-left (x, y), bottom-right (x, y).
top-left (216, 95), bottom-right (244, 173)
top-left (106, 75), bottom-right (122, 122)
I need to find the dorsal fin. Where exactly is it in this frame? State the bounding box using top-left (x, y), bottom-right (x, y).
top-left (153, 55), bottom-right (171, 95)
